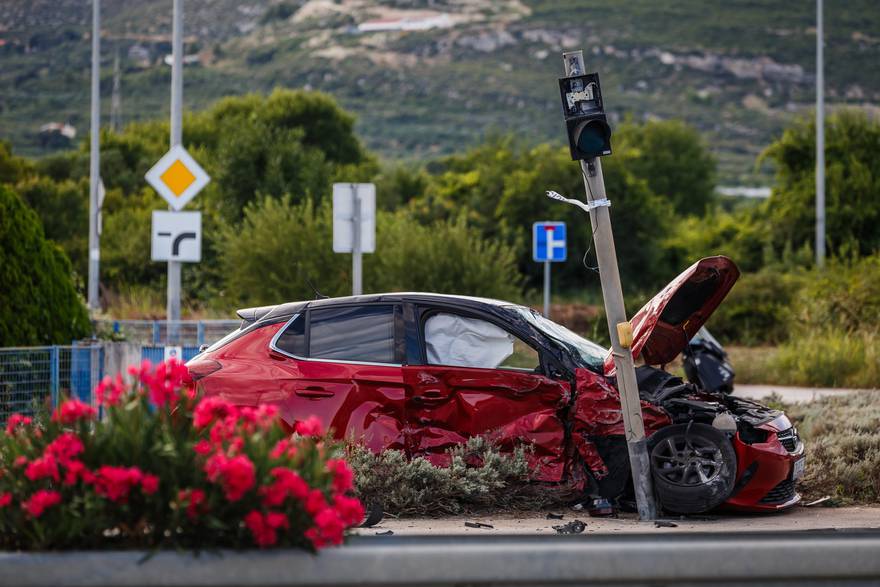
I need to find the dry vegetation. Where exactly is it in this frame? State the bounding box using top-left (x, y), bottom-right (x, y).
top-left (785, 390), bottom-right (880, 504)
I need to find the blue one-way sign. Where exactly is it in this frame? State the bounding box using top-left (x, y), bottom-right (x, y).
top-left (533, 221), bottom-right (567, 262)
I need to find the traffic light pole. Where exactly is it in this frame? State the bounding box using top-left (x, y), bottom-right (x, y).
top-left (563, 51), bottom-right (657, 521)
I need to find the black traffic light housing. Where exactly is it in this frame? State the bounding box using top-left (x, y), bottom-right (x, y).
top-left (558, 72), bottom-right (612, 161)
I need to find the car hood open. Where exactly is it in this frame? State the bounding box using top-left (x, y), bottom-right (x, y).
top-left (605, 256), bottom-right (740, 374)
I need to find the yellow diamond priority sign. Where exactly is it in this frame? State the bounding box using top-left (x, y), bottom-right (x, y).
top-left (145, 145), bottom-right (210, 211)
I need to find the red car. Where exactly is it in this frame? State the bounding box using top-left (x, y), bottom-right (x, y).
top-left (187, 256), bottom-right (804, 513)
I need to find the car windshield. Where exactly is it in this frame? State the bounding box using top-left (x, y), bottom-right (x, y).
top-left (508, 306), bottom-right (607, 371)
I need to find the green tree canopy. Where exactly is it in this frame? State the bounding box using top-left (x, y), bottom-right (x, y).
top-left (217, 196), bottom-right (523, 308)
top-left (0, 185), bottom-right (90, 345)
top-left (761, 109), bottom-right (880, 259)
top-left (614, 119), bottom-right (717, 217)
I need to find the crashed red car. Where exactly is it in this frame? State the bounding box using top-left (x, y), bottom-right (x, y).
top-left (188, 256), bottom-right (804, 513)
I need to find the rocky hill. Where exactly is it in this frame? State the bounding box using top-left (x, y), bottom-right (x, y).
top-left (1, 0), bottom-right (878, 183)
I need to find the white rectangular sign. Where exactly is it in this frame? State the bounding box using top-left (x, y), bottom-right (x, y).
top-left (151, 211), bottom-right (202, 263)
top-left (333, 183), bottom-right (376, 253)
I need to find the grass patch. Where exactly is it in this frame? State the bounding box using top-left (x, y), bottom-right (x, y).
top-left (787, 390), bottom-right (880, 504)
top-left (347, 437), bottom-right (565, 516)
top-left (728, 331), bottom-right (880, 388)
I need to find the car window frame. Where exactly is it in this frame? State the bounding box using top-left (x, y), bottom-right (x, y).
top-left (269, 303), bottom-right (405, 367)
top-left (414, 306), bottom-right (545, 374)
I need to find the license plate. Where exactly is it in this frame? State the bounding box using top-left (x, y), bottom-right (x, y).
top-left (792, 456), bottom-right (806, 480)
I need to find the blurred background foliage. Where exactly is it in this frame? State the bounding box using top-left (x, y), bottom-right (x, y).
top-left (1, 89), bottom-right (879, 387)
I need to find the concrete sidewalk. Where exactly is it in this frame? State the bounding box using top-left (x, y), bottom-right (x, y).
top-left (356, 506), bottom-right (880, 537)
top-left (733, 384), bottom-right (870, 404)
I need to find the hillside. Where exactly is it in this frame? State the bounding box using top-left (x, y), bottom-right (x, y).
top-left (1, 0), bottom-right (878, 183)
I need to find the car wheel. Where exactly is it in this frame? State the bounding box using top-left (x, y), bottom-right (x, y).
top-left (648, 423), bottom-right (737, 514)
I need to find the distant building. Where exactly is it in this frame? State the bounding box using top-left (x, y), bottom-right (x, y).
top-left (128, 44), bottom-right (151, 68)
top-left (716, 186), bottom-right (772, 198)
top-left (357, 13), bottom-right (453, 33)
top-left (39, 122), bottom-right (76, 148)
top-left (163, 53), bottom-right (202, 66)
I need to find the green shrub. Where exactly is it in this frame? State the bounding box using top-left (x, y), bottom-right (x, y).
top-left (707, 270), bottom-right (805, 346)
top-left (218, 197), bottom-right (526, 307)
top-left (0, 185), bottom-right (90, 346)
top-left (368, 212), bottom-right (524, 300)
top-left (786, 390), bottom-right (880, 503)
top-left (347, 437), bottom-right (559, 516)
top-left (770, 329), bottom-right (879, 388)
top-left (792, 255), bottom-right (880, 334)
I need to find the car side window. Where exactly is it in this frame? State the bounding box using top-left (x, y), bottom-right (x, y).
top-left (309, 305), bottom-right (396, 364)
top-left (273, 314), bottom-right (306, 357)
top-left (423, 312), bottom-right (540, 371)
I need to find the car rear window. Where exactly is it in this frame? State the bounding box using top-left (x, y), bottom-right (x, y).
top-left (309, 305), bottom-right (396, 364)
top-left (273, 314), bottom-right (306, 357)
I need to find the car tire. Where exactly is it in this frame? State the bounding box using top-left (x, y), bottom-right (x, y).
top-left (648, 423), bottom-right (737, 514)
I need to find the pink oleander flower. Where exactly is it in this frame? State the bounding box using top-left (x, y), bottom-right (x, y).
top-left (204, 452), bottom-right (255, 502)
top-left (5, 414), bottom-right (32, 436)
top-left (52, 399), bottom-right (96, 425)
top-left (22, 490), bottom-right (62, 518)
top-left (295, 415), bottom-right (324, 437)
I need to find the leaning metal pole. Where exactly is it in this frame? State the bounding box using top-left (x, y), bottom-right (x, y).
top-left (564, 51), bottom-right (657, 520)
top-left (87, 0), bottom-right (101, 311)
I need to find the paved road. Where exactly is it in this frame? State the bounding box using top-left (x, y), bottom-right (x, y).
top-left (734, 384), bottom-right (868, 404)
top-left (357, 506), bottom-right (880, 536)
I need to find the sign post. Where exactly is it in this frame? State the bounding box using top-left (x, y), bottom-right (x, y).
top-left (333, 183), bottom-right (376, 296)
top-left (533, 221), bottom-right (567, 319)
top-left (554, 50), bottom-right (657, 520)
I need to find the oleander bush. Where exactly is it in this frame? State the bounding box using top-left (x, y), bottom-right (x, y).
top-left (0, 359), bottom-right (363, 550)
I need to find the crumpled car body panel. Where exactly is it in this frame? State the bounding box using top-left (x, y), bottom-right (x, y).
top-left (402, 366), bottom-right (570, 482)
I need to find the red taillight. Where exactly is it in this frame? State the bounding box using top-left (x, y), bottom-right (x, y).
top-left (187, 358), bottom-right (222, 381)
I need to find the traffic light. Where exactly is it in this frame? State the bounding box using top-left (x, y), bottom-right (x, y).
top-left (558, 72), bottom-right (611, 161)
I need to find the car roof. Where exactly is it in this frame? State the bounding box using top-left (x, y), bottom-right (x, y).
top-left (247, 292), bottom-right (518, 324)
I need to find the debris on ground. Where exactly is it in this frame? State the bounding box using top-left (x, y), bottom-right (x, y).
top-left (375, 530), bottom-right (394, 536)
top-left (804, 496), bottom-right (833, 507)
top-left (464, 521), bottom-right (494, 529)
top-left (588, 498), bottom-right (616, 517)
top-left (546, 512), bottom-right (565, 519)
top-left (361, 502), bottom-right (384, 528)
top-left (655, 520), bottom-right (678, 528)
top-left (553, 519), bottom-right (586, 534)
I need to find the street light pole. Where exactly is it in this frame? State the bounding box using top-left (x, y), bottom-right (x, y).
top-left (561, 51), bottom-right (657, 521)
top-left (167, 0), bottom-right (183, 336)
top-left (815, 0), bottom-right (826, 268)
top-left (87, 0), bottom-right (101, 311)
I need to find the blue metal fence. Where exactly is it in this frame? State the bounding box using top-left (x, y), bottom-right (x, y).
top-left (0, 345), bottom-right (103, 425)
top-left (140, 346), bottom-right (202, 364)
top-left (96, 319), bottom-right (239, 346)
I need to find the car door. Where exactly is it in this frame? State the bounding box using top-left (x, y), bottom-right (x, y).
top-left (402, 307), bottom-right (570, 482)
top-left (263, 303), bottom-right (409, 452)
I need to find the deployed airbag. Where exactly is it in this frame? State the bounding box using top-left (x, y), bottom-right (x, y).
top-left (425, 313), bottom-right (514, 368)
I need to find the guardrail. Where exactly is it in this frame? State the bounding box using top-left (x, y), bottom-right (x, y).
top-left (95, 319), bottom-right (240, 346)
top-left (0, 531), bottom-right (879, 586)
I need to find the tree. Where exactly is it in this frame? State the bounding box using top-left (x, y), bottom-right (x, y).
top-left (0, 185), bottom-right (90, 346)
top-left (15, 176), bottom-right (88, 278)
top-left (761, 109), bottom-right (880, 259)
top-left (412, 138), bottom-right (677, 295)
top-left (217, 196), bottom-right (524, 308)
top-left (614, 119), bottom-right (717, 217)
